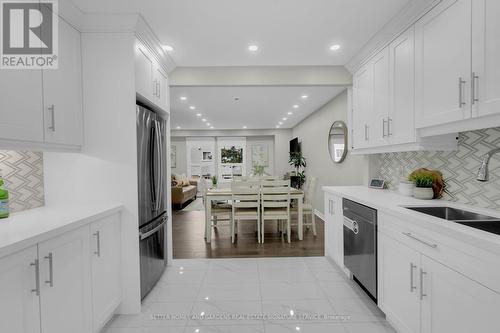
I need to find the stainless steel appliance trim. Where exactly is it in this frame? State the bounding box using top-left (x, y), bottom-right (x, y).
top-left (140, 219), bottom-right (167, 241)
top-left (30, 259), bottom-right (40, 295)
top-left (343, 216), bottom-right (359, 235)
top-left (44, 252), bottom-right (53, 287)
top-left (402, 232), bottom-right (438, 249)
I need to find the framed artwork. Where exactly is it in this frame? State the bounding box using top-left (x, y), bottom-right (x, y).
top-left (171, 145), bottom-right (176, 168)
top-left (251, 144), bottom-right (269, 167)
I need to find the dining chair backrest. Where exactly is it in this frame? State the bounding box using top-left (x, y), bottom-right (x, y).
top-left (233, 176), bottom-right (248, 182)
top-left (260, 180), bottom-right (291, 209)
top-left (304, 177), bottom-right (318, 205)
top-left (231, 180), bottom-right (261, 208)
top-left (259, 176), bottom-right (280, 181)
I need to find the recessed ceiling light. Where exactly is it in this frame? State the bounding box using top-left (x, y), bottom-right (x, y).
top-left (293, 105), bottom-right (299, 109)
top-left (189, 106), bottom-right (196, 110)
top-left (206, 123), bottom-right (211, 126)
top-left (180, 96), bottom-right (187, 101)
top-left (162, 45), bottom-right (174, 52)
top-left (202, 119), bottom-right (207, 122)
top-left (279, 122), bottom-right (283, 125)
top-left (330, 44), bottom-right (341, 51)
top-left (196, 113), bottom-right (202, 117)
top-left (175, 126), bottom-right (181, 129)
top-left (243, 126), bottom-right (247, 129)
top-left (248, 44), bottom-right (259, 52)
top-left (301, 95), bottom-right (308, 99)
top-left (210, 126), bottom-right (214, 129)
top-left (276, 125), bottom-right (280, 129)
top-left (287, 112), bottom-right (293, 115)
top-left (282, 117), bottom-right (287, 121)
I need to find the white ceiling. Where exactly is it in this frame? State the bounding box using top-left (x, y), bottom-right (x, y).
top-left (70, 0), bottom-right (410, 67)
top-left (170, 86), bottom-right (345, 130)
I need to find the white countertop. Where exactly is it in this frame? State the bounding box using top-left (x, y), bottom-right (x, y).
top-left (323, 186), bottom-right (500, 253)
top-left (0, 203), bottom-right (123, 258)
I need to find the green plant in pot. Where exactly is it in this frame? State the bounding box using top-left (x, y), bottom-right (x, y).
top-left (211, 175), bottom-right (218, 188)
top-left (409, 173), bottom-right (434, 200)
top-left (289, 151), bottom-right (306, 189)
top-left (252, 163), bottom-right (265, 177)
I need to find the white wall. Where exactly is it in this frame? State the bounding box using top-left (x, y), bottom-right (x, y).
top-left (171, 136), bottom-right (187, 176)
top-left (292, 90), bottom-right (369, 214)
top-left (246, 136), bottom-right (274, 175)
top-left (43, 32), bottom-right (141, 314)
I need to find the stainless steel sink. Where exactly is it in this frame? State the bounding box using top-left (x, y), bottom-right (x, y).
top-left (404, 206), bottom-right (500, 236)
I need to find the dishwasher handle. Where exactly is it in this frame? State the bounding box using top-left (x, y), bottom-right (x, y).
top-left (343, 216), bottom-right (359, 235)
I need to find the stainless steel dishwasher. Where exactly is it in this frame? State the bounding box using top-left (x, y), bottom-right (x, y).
top-left (343, 198), bottom-right (377, 301)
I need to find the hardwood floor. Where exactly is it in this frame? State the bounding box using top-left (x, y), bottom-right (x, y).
top-left (172, 204), bottom-right (325, 259)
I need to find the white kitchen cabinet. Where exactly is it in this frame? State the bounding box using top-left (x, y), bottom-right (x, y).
top-left (371, 47), bottom-right (390, 147)
top-left (90, 214), bottom-right (122, 332)
top-left (420, 255), bottom-right (500, 333)
top-left (324, 193), bottom-right (343, 267)
top-left (352, 63), bottom-right (373, 149)
top-left (38, 227), bottom-right (91, 333)
top-left (154, 66), bottom-right (168, 110)
top-left (415, 0), bottom-right (472, 128)
top-left (379, 233), bottom-right (420, 333)
top-left (135, 44), bottom-right (154, 102)
top-left (388, 26), bottom-right (416, 145)
top-left (43, 18), bottom-right (83, 146)
top-left (471, 0), bottom-right (500, 118)
top-left (0, 246), bottom-right (41, 333)
top-left (0, 69), bottom-right (44, 143)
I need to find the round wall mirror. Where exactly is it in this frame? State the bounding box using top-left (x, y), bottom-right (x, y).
top-left (328, 121), bottom-right (348, 163)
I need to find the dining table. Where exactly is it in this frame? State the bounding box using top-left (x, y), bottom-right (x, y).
top-left (204, 187), bottom-right (305, 243)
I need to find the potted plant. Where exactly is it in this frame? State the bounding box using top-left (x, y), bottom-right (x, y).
top-left (211, 175), bottom-right (218, 188)
top-left (409, 173), bottom-right (434, 200)
top-left (252, 163), bottom-right (265, 177)
top-left (289, 151), bottom-right (306, 188)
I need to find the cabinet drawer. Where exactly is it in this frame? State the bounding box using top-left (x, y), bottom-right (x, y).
top-left (379, 211), bottom-right (500, 295)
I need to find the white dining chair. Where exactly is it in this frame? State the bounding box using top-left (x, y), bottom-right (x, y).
top-left (261, 180), bottom-right (291, 243)
top-left (203, 180), bottom-right (232, 239)
top-left (291, 176), bottom-right (317, 236)
top-left (231, 180), bottom-right (261, 243)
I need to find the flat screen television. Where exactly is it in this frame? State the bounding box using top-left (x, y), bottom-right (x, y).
top-left (290, 137), bottom-right (301, 153)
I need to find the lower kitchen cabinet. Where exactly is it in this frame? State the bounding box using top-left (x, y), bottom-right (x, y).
top-left (379, 231), bottom-right (500, 333)
top-left (420, 255), bottom-right (500, 333)
top-left (379, 233), bottom-right (421, 333)
top-left (324, 193), bottom-right (343, 267)
top-left (90, 214), bottom-right (122, 332)
top-left (38, 227), bottom-right (92, 333)
top-left (0, 246), bottom-right (41, 333)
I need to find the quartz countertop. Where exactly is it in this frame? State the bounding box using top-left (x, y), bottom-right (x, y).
top-left (0, 203), bottom-right (123, 258)
top-left (322, 186), bottom-right (500, 254)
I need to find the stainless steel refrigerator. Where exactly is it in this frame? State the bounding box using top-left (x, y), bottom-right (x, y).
top-left (136, 105), bottom-right (168, 299)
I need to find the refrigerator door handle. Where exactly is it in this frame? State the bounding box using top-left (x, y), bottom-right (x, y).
top-left (149, 125), bottom-right (157, 212)
top-left (154, 120), bottom-right (163, 212)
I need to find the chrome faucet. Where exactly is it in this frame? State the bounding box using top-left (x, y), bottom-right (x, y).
top-left (477, 148), bottom-right (500, 181)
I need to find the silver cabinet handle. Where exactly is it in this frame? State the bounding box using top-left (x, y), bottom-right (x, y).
top-left (44, 252), bottom-right (53, 287)
top-left (472, 72), bottom-right (479, 104)
top-left (410, 263), bottom-right (417, 292)
top-left (93, 231), bottom-right (101, 257)
top-left (382, 119), bottom-right (387, 137)
top-left (157, 82), bottom-right (161, 99)
top-left (387, 117), bottom-right (393, 136)
top-left (458, 77), bottom-right (466, 108)
top-left (364, 124), bottom-right (369, 141)
top-left (402, 232), bottom-right (438, 249)
top-left (420, 268), bottom-right (427, 300)
top-left (48, 105), bottom-right (55, 131)
top-left (30, 259), bottom-right (40, 296)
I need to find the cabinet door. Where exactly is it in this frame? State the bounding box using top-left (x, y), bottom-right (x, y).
top-left (389, 27), bottom-right (416, 145)
top-left (39, 227), bottom-right (91, 333)
top-left (378, 233), bottom-right (421, 333)
top-left (371, 47), bottom-right (390, 147)
top-left (331, 196), bottom-right (344, 267)
top-left (421, 255), bottom-right (500, 333)
top-left (415, 0), bottom-right (472, 128)
top-left (90, 214), bottom-right (121, 332)
top-left (154, 66), bottom-right (168, 110)
top-left (352, 63), bottom-right (373, 149)
top-left (471, 0), bottom-right (500, 118)
top-left (0, 247), bottom-right (41, 333)
top-left (324, 194), bottom-right (334, 257)
top-left (135, 44), bottom-right (154, 102)
top-left (0, 69), bottom-right (43, 142)
top-left (43, 18), bottom-right (83, 146)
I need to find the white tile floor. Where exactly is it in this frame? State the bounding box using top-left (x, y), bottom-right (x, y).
top-left (103, 257), bottom-right (396, 333)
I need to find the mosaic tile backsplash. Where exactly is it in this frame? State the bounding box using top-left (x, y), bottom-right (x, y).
top-left (377, 127), bottom-right (500, 210)
top-left (0, 151), bottom-right (44, 212)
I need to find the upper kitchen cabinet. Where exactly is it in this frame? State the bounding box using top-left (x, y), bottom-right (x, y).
top-left (415, 0), bottom-right (472, 129)
top-left (135, 41), bottom-right (169, 111)
top-left (471, 0), bottom-right (500, 118)
top-left (352, 62), bottom-right (373, 150)
top-left (43, 18), bottom-right (83, 146)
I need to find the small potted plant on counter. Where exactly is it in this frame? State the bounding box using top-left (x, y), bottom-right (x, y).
top-left (211, 175), bottom-right (218, 188)
top-left (409, 173), bottom-right (435, 200)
